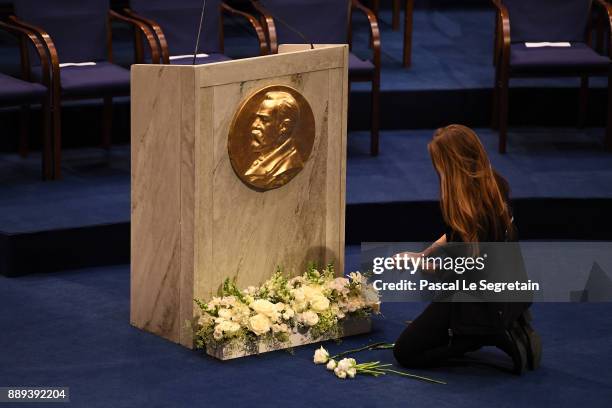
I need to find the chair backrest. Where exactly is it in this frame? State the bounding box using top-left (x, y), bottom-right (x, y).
top-left (259, 0), bottom-right (350, 45)
top-left (14, 0), bottom-right (109, 63)
top-left (503, 0), bottom-right (592, 43)
top-left (130, 0), bottom-right (222, 55)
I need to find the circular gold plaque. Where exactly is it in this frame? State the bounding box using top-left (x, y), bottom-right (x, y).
top-left (228, 85), bottom-right (315, 191)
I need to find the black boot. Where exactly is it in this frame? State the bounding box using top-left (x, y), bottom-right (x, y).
top-left (495, 322), bottom-right (528, 375)
top-left (517, 310), bottom-right (542, 370)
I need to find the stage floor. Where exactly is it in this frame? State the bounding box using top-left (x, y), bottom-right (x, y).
top-left (1, 247), bottom-right (610, 407)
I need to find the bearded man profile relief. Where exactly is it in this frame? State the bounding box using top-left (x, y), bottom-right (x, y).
top-left (244, 91), bottom-right (305, 189)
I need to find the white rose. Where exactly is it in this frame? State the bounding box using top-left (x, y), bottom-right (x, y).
top-left (330, 304), bottom-right (345, 320)
top-left (310, 295), bottom-right (330, 312)
top-left (326, 359), bottom-right (337, 370)
top-left (337, 358), bottom-right (356, 372)
top-left (272, 323), bottom-right (288, 333)
top-left (303, 286), bottom-right (323, 302)
top-left (300, 311), bottom-right (319, 327)
top-left (313, 346), bottom-right (329, 364)
top-left (248, 313), bottom-right (271, 336)
top-left (292, 288), bottom-right (306, 303)
top-left (346, 367), bottom-right (357, 378)
top-left (219, 320), bottom-right (241, 334)
top-left (274, 302), bottom-right (286, 312)
top-left (291, 300), bottom-right (307, 313)
top-left (334, 367), bottom-right (347, 379)
top-left (282, 308), bottom-right (295, 320)
top-left (217, 308), bottom-right (233, 320)
top-left (250, 299), bottom-right (275, 316)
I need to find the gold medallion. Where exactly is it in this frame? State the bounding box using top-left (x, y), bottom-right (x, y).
top-left (228, 85), bottom-right (315, 191)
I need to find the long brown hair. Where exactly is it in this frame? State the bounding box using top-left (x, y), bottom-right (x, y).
top-left (428, 124), bottom-right (514, 243)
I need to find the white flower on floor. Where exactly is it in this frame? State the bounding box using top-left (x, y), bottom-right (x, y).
top-left (334, 368), bottom-right (347, 379)
top-left (346, 367), bottom-right (357, 378)
top-left (333, 358), bottom-right (357, 379)
top-left (313, 346), bottom-right (330, 364)
top-left (326, 359), bottom-right (337, 370)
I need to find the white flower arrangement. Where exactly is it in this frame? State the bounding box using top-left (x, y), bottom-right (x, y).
top-left (193, 265), bottom-right (380, 353)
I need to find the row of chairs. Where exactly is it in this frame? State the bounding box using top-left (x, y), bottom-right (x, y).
top-left (1, 0), bottom-right (612, 181)
top-left (0, 0), bottom-right (382, 180)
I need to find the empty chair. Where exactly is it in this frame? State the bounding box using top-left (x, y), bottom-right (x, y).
top-left (492, 0), bottom-right (612, 153)
top-left (0, 20), bottom-right (52, 179)
top-left (371, 0), bottom-right (414, 67)
top-left (122, 0), bottom-right (267, 65)
top-left (10, 0), bottom-right (154, 178)
top-left (252, 0), bottom-right (381, 155)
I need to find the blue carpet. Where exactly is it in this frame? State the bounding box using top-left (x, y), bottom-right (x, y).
top-left (1, 247), bottom-right (611, 407)
top-left (347, 127), bottom-right (612, 203)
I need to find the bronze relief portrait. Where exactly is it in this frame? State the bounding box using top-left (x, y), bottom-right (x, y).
top-left (228, 85), bottom-right (315, 191)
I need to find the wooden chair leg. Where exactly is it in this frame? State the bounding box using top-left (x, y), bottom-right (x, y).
top-left (41, 97), bottom-right (52, 180)
top-left (102, 96), bottom-right (113, 149)
top-left (134, 26), bottom-right (144, 63)
top-left (52, 95), bottom-right (62, 179)
top-left (491, 83), bottom-right (499, 130)
top-left (579, 75), bottom-right (589, 128)
top-left (498, 76), bottom-right (509, 154)
top-left (403, 0), bottom-right (414, 68)
top-left (493, 15), bottom-right (498, 66)
top-left (370, 75), bottom-right (380, 156)
top-left (18, 105), bottom-right (29, 158)
top-left (392, 0), bottom-right (401, 31)
top-left (372, 0), bottom-right (380, 16)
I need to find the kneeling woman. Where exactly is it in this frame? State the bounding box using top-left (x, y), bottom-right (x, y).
top-left (393, 125), bottom-right (541, 374)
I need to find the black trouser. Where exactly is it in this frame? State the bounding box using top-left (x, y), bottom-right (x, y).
top-left (393, 302), bottom-right (495, 368)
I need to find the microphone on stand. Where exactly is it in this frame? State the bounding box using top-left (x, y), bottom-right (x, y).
top-left (258, 1), bottom-right (314, 50)
top-left (192, 0), bottom-right (207, 65)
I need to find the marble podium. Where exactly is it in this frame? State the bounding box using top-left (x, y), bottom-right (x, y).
top-left (130, 45), bottom-right (349, 347)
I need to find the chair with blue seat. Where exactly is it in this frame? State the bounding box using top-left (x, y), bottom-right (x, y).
top-left (371, 0), bottom-right (414, 67)
top-left (492, 0), bottom-right (612, 153)
top-left (0, 20), bottom-right (52, 179)
top-left (252, 0), bottom-right (381, 155)
top-left (9, 0), bottom-right (156, 178)
top-left (121, 0), bottom-right (268, 65)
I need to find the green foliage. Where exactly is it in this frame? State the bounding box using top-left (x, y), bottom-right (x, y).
top-left (219, 277), bottom-right (246, 303)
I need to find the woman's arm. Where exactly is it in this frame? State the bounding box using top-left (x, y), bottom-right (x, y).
top-left (422, 234), bottom-right (447, 257)
top-left (395, 234), bottom-right (447, 273)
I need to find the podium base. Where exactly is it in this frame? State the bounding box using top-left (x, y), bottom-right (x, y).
top-left (205, 317), bottom-right (372, 360)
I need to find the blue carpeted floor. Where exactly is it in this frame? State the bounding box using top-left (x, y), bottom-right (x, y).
top-left (1, 247), bottom-right (611, 407)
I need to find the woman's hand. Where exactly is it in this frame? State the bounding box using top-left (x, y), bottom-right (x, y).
top-left (393, 251), bottom-right (437, 274)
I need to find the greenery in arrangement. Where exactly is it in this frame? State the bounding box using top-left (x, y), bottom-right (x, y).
top-left (193, 264), bottom-right (380, 353)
